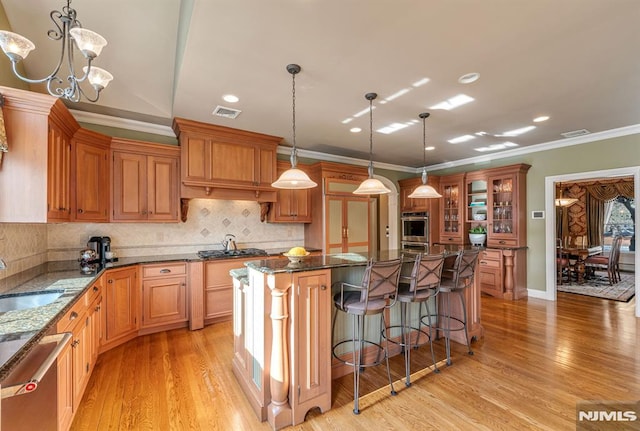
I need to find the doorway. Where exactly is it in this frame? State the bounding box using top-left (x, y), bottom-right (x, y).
top-left (544, 167), bottom-right (640, 317)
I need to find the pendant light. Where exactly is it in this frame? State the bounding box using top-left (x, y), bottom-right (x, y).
top-left (353, 92), bottom-right (391, 195)
top-left (555, 182), bottom-right (577, 206)
top-left (408, 112), bottom-right (442, 199)
top-left (271, 64), bottom-right (317, 189)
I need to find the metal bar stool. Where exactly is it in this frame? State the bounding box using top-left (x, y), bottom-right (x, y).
top-left (383, 253), bottom-right (444, 386)
top-left (431, 249), bottom-right (479, 366)
top-left (331, 257), bottom-right (402, 414)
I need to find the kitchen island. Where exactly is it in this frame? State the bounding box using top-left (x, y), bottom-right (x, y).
top-left (231, 246), bottom-right (484, 430)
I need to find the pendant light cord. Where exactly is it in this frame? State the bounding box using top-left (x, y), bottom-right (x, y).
top-left (366, 93), bottom-right (376, 178)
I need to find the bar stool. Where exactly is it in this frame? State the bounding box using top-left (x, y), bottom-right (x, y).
top-left (384, 253), bottom-right (444, 386)
top-left (430, 249), bottom-right (479, 366)
top-left (331, 257), bottom-right (402, 414)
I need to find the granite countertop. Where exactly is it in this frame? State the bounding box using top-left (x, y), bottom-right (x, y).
top-left (0, 247), bottom-right (312, 382)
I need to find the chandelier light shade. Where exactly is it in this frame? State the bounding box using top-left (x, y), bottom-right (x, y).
top-left (0, 0), bottom-right (113, 102)
top-left (555, 182), bottom-right (577, 207)
top-left (408, 112), bottom-right (442, 199)
top-left (271, 64), bottom-right (318, 190)
top-left (353, 92), bottom-right (391, 195)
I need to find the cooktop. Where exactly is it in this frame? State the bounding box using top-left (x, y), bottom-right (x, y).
top-left (197, 248), bottom-right (268, 259)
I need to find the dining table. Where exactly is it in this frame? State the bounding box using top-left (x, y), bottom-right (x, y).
top-left (561, 245), bottom-right (603, 283)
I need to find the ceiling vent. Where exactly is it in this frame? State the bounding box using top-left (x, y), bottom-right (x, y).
top-left (560, 129), bottom-right (590, 138)
top-left (212, 105), bottom-right (242, 119)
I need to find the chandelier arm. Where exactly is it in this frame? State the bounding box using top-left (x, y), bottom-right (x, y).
top-left (76, 84), bottom-right (99, 103)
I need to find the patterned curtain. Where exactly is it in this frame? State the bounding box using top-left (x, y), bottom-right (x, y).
top-left (586, 181), bottom-right (634, 201)
top-left (586, 193), bottom-right (604, 246)
top-left (585, 179), bottom-right (634, 246)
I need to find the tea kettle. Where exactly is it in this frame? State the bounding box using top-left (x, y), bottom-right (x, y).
top-left (222, 234), bottom-right (237, 251)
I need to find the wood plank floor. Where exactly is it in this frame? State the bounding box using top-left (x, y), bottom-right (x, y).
top-left (71, 292), bottom-right (639, 430)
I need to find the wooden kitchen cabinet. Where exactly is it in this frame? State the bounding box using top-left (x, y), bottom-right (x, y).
top-left (173, 117), bottom-right (281, 202)
top-left (0, 86), bottom-right (80, 222)
top-left (268, 160), bottom-right (312, 223)
top-left (102, 266), bottom-right (139, 351)
top-left (399, 175), bottom-right (441, 213)
top-left (304, 162), bottom-right (370, 253)
top-left (111, 138), bottom-right (180, 222)
top-left (57, 331), bottom-right (74, 431)
top-left (71, 128), bottom-right (111, 222)
top-left (487, 163), bottom-right (531, 248)
top-left (141, 263), bottom-right (188, 332)
top-left (439, 173), bottom-right (465, 245)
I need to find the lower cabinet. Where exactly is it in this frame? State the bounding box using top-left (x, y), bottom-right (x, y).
top-left (478, 247), bottom-right (527, 299)
top-left (102, 266), bottom-right (139, 352)
top-left (141, 263), bottom-right (188, 332)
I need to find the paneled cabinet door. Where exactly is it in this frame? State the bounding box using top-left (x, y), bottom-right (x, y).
top-left (47, 120), bottom-right (72, 221)
top-left (71, 311), bottom-right (92, 411)
top-left (270, 162), bottom-right (312, 223)
top-left (103, 267), bottom-right (139, 347)
top-left (326, 196), bottom-right (369, 254)
top-left (141, 276), bottom-right (187, 328)
top-left (147, 155), bottom-right (179, 221)
top-left (439, 173), bottom-right (465, 244)
top-left (57, 339), bottom-right (74, 431)
top-left (73, 139), bottom-right (109, 222)
top-left (112, 151), bottom-right (147, 221)
top-left (290, 270), bottom-right (331, 424)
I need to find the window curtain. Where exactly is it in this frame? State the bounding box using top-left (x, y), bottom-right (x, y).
top-left (585, 180), bottom-right (634, 246)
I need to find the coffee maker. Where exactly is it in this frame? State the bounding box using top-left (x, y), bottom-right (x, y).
top-left (87, 236), bottom-right (112, 264)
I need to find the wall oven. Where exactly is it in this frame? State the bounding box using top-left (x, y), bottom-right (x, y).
top-left (401, 211), bottom-right (429, 247)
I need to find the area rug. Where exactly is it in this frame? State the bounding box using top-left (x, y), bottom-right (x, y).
top-left (557, 272), bottom-right (635, 302)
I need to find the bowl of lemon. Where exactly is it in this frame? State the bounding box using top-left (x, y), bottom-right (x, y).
top-left (283, 246), bottom-right (310, 263)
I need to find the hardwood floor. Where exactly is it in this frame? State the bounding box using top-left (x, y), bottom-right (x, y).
top-left (71, 292), bottom-right (639, 430)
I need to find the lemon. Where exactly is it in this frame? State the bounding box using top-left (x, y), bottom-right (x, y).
top-left (288, 246), bottom-right (307, 256)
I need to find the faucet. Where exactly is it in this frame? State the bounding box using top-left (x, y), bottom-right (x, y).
top-left (222, 234), bottom-right (237, 252)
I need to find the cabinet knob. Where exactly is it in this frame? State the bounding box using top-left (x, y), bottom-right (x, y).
top-left (141, 210), bottom-right (148, 215)
top-left (70, 311), bottom-right (78, 321)
top-left (320, 285), bottom-right (326, 290)
top-left (108, 279), bottom-right (113, 284)
top-left (93, 286), bottom-right (99, 292)
top-left (78, 208), bottom-right (84, 214)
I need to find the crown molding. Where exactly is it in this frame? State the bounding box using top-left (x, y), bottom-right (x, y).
top-left (68, 110), bottom-right (640, 174)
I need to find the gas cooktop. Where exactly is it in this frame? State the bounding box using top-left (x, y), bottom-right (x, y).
top-left (197, 248), bottom-right (268, 259)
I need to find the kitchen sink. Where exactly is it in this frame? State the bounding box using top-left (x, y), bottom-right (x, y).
top-left (0, 290), bottom-right (65, 313)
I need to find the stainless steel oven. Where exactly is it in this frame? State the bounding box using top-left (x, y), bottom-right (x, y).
top-left (401, 211), bottom-right (429, 245)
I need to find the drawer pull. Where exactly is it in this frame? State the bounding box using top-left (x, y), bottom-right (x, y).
top-left (93, 286), bottom-right (99, 292)
top-left (321, 285), bottom-right (326, 290)
top-left (159, 269), bottom-right (171, 274)
top-left (499, 240), bottom-right (506, 244)
top-left (70, 311), bottom-right (78, 321)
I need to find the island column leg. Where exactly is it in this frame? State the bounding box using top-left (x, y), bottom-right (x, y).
top-left (503, 250), bottom-right (515, 300)
top-left (267, 278), bottom-right (292, 430)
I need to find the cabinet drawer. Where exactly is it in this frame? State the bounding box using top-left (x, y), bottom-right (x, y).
top-left (143, 263), bottom-right (187, 278)
top-left (479, 258), bottom-right (500, 269)
top-left (488, 238), bottom-right (518, 247)
top-left (480, 249), bottom-right (502, 261)
top-left (57, 297), bottom-right (86, 333)
top-left (84, 280), bottom-right (102, 306)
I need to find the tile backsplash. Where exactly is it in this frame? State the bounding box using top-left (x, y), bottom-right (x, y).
top-left (0, 199), bottom-right (305, 279)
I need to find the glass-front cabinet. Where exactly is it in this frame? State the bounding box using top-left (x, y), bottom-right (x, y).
top-left (439, 173), bottom-right (465, 244)
top-left (465, 172), bottom-right (488, 233)
top-left (486, 164), bottom-right (530, 248)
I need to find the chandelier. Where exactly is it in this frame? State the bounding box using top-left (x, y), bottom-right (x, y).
top-left (408, 112), bottom-right (442, 199)
top-left (0, 0), bottom-right (113, 102)
top-left (271, 63), bottom-right (317, 189)
top-left (353, 92), bottom-right (391, 195)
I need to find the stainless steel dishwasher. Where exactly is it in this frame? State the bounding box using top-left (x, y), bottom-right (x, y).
top-left (1, 330), bottom-right (71, 431)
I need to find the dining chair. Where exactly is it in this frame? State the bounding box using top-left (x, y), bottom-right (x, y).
top-left (556, 239), bottom-right (572, 285)
top-left (331, 257), bottom-right (403, 414)
top-left (383, 253), bottom-right (444, 387)
top-left (585, 235), bottom-right (622, 284)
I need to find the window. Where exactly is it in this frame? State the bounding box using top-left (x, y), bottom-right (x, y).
top-left (603, 197), bottom-right (635, 252)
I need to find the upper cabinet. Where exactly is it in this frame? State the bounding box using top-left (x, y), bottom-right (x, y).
top-left (172, 118), bottom-right (281, 202)
top-left (399, 176), bottom-right (440, 213)
top-left (72, 128), bottom-right (111, 222)
top-left (438, 173), bottom-right (465, 244)
top-left (111, 139), bottom-right (180, 222)
top-left (486, 164), bottom-right (530, 247)
top-left (0, 86), bottom-right (80, 222)
top-left (268, 160), bottom-right (312, 223)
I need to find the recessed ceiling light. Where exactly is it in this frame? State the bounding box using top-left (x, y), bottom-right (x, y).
top-left (533, 115), bottom-right (550, 122)
top-left (499, 125), bottom-right (536, 137)
top-left (223, 94), bottom-right (239, 103)
top-left (475, 131), bottom-right (488, 136)
top-left (384, 88), bottom-right (410, 102)
top-left (412, 77), bottom-right (430, 87)
top-left (458, 72), bottom-right (480, 84)
top-left (448, 134), bottom-right (476, 144)
top-left (425, 146), bottom-right (435, 151)
top-left (353, 106), bottom-right (374, 118)
top-left (350, 127), bottom-right (362, 133)
top-left (430, 94), bottom-right (474, 110)
top-left (474, 142), bottom-right (519, 152)
top-left (342, 118), bottom-right (354, 124)
top-left (377, 122), bottom-right (409, 135)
